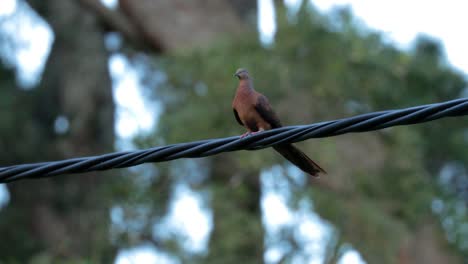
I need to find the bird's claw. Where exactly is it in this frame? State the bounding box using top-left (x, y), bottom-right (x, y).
top-left (240, 131), bottom-right (261, 139)
top-left (240, 132), bottom-right (251, 138)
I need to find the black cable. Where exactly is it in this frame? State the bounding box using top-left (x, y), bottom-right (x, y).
top-left (1, 98), bottom-right (467, 183)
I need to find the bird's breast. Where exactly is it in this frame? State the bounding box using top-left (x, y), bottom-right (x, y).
top-left (233, 92), bottom-right (271, 132)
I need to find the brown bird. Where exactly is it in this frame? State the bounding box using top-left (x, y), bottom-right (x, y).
top-left (232, 68), bottom-right (326, 177)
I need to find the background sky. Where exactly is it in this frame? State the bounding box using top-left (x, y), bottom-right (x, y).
top-left (313, 0), bottom-right (468, 74)
top-left (1, 0), bottom-right (467, 263)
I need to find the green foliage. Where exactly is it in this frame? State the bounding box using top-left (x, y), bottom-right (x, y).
top-left (2, 1), bottom-right (466, 263)
top-left (136, 3), bottom-right (467, 263)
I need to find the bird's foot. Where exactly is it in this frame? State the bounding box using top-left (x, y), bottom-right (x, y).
top-left (240, 132), bottom-right (251, 138)
top-left (240, 131), bottom-right (262, 138)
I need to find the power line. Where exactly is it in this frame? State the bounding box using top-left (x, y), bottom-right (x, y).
top-left (1, 98), bottom-right (467, 183)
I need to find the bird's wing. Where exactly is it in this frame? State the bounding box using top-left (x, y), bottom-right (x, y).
top-left (233, 109), bottom-right (243, 126)
top-left (254, 95), bottom-right (282, 128)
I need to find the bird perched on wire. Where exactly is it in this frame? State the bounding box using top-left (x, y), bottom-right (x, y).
top-left (232, 68), bottom-right (326, 177)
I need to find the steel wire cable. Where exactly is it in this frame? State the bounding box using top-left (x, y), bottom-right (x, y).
top-left (1, 98), bottom-right (467, 183)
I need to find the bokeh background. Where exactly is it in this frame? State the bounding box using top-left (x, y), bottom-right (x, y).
top-left (0, 0), bottom-right (467, 263)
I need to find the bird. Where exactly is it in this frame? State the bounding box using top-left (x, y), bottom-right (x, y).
top-left (232, 68), bottom-right (326, 177)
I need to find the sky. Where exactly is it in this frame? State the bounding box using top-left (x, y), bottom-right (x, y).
top-left (1, 0), bottom-right (468, 263)
top-left (0, 0), bottom-right (52, 88)
top-left (312, 0), bottom-right (468, 74)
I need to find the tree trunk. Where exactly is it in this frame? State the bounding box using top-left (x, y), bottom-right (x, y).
top-left (2, 0), bottom-right (115, 261)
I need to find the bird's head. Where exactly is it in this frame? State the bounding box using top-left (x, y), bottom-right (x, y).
top-left (234, 68), bottom-right (250, 80)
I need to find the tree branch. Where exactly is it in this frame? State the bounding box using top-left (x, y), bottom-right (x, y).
top-left (78, 0), bottom-right (164, 52)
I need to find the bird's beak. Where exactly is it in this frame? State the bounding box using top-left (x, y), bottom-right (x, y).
top-left (234, 73), bottom-right (239, 78)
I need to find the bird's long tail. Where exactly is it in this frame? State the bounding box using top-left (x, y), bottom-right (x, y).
top-left (273, 144), bottom-right (326, 177)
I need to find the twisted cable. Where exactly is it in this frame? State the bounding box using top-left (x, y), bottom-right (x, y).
top-left (1, 98), bottom-right (467, 183)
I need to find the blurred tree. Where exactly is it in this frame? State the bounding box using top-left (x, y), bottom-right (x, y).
top-left (0, 0), bottom-right (257, 263)
top-left (1, 0), bottom-right (116, 262)
top-left (1, 1), bottom-right (467, 264)
top-left (142, 3), bottom-right (467, 264)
